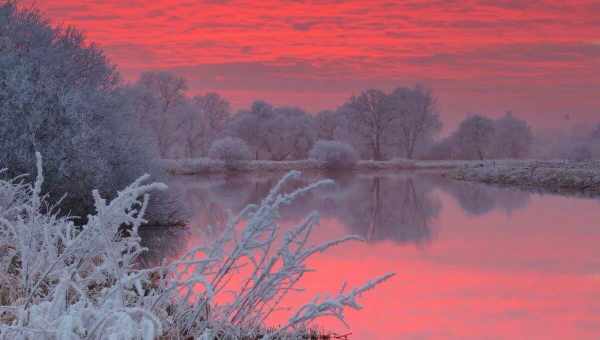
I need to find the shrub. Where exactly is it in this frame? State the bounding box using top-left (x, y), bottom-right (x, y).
top-left (0, 155), bottom-right (394, 339)
top-left (309, 140), bottom-right (358, 169)
top-left (208, 137), bottom-right (252, 163)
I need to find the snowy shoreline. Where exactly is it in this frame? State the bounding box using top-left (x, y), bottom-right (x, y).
top-left (158, 158), bottom-right (491, 175)
top-left (161, 158), bottom-right (600, 197)
top-left (447, 160), bottom-right (600, 197)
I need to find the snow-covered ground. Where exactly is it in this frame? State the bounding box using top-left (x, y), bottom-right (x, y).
top-left (160, 158), bottom-right (600, 196)
top-left (158, 158), bottom-right (490, 175)
top-left (448, 160), bottom-right (600, 196)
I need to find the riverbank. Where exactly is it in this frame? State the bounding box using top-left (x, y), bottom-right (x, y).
top-left (447, 160), bottom-right (600, 197)
top-left (159, 158), bottom-right (490, 175)
top-left (161, 158), bottom-right (600, 196)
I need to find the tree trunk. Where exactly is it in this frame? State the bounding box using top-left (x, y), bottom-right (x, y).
top-left (374, 133), bottom-right (382, 161)
top-left (406, 143), bottom-right (414, 159)
top-left (478, 149), bottom-right (484, 160)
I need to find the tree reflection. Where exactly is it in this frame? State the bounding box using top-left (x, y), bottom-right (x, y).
top-left (151, 172), bottom-right (532, 263)
top-left (434, 178), bottom-right (531, 216)
top-left (167, 173), bottom-right (441, 246)
top-left (334, 175), bottom-right (440, 244)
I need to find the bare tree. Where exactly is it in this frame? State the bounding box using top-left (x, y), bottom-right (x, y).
top-left (182, 92), bottom-right (231, 158)
top-left (315, 110), bottom-right (339, 140)
top-left (340, 89), bottom-right (393, 161)
top-left (227, 100), bottom-right (275, 160)
top-left (339, 87), bottom-right (442, 160)
top-left (424, 136), bottom-right (460, 160)
top-left (491, 111), bottom-right (533, 159)
top-left (453, 115), bottom-right (496, 160)
top-left (387, 85), bottom-right (442, 159)
top-left (132, 71), bottom-right (188, 158)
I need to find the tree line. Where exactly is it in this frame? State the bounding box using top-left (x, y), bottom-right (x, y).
top-left (126, 72), bottom-right (443, 161)
top-left (128, 71), bottom-right (545, 162)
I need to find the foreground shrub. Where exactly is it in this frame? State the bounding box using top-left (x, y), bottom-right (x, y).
top-left (309, 140), bottom-right (359, 169)
top-left (209, 137), bottom-right (252, 163)
top-left (0, 154), bottom-right (393, 339)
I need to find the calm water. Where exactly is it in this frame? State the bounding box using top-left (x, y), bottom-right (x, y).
top-left (145, 171), bottom-right (600, 340)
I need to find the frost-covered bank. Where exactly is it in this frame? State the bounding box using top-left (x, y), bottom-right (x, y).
top-left (159, 158), bottom-right (486, 175)
top-left (0, 154), bottom-right (392, 339)
top-left (447, 160), bottom-right (600, 196)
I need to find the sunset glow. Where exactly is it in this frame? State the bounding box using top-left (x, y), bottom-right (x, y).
top-left (34, 0), bottom-right (600, 129)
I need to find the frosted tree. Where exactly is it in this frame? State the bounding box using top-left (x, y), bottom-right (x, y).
top-left (228, 102), bottom-right (317, 160)
top-left (227, 100), bottom-right (275, 159)
top-left (182, 92), bottom-right (232, 158)
top-left (339, 86), bottom-right (442, 160)
top-left (424, 136), bottom-right (460, 160)
top-left (263, 107), bottom-right (317, 160)
top-left (453, 115), bottom-right (496, 160)
top-left (339, 89), bottom-right (393, 161)
top-left (387, 86), bottom-right (442, 159)
top-left (131, 71), bottom-right (189, 158)
top-left (0, 2), bottom-right (167, 221)
top-left (315, 110), bottom-right (340, 140)
top-left (491, 111), bottom-right (533, 159)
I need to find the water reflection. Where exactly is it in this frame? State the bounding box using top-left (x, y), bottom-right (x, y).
top-left (145, 172), bottom-right (600, 339)
top-left (433, 178), bottom-right (531, 216)
top-left (167, 172), bottom-right (532, 246)
top-left (330, 175), bottom-right (440, 244)
top-left (139, 226), bottom-right (189, 266)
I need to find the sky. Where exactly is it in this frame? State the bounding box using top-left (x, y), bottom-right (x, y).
top-left (33, 0), bottom-right (600, 131)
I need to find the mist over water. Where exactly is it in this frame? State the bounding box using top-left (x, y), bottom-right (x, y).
top-left (143, 172), bottom-right (600, 339)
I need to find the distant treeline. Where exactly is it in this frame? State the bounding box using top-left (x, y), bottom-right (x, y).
top-left (126, 71), bottom-right (600, 162)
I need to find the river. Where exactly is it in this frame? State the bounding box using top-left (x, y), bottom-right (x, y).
top-left (142, 171), bottom-right (600, 339)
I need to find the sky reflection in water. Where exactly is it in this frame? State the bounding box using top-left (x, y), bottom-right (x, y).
top-left (144, 172), bottom-right (600, 339)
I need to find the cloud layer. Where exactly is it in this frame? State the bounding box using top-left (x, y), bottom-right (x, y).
top-left (35, 0), bottom-right (600, 129)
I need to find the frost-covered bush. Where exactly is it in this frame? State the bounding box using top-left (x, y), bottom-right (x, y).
top-left (0, 3), bottom-right (174, 224)
top-left (226, 101), bottom-right (317, 160)
top-left (309, 140), bottom-right (358, 169)
top-left (0, 153), bottom-right (167, 339)
top-left (0, 155), bottom-right (393, 339)
top-left (208, 137), bottom-right (252, 163)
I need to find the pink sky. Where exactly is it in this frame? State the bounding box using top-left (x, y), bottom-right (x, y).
top-left (33, 0), bottom-right (600, 130)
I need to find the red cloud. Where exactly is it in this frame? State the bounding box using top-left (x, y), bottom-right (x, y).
top-left (32, 0), bottom-right (600, 129)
